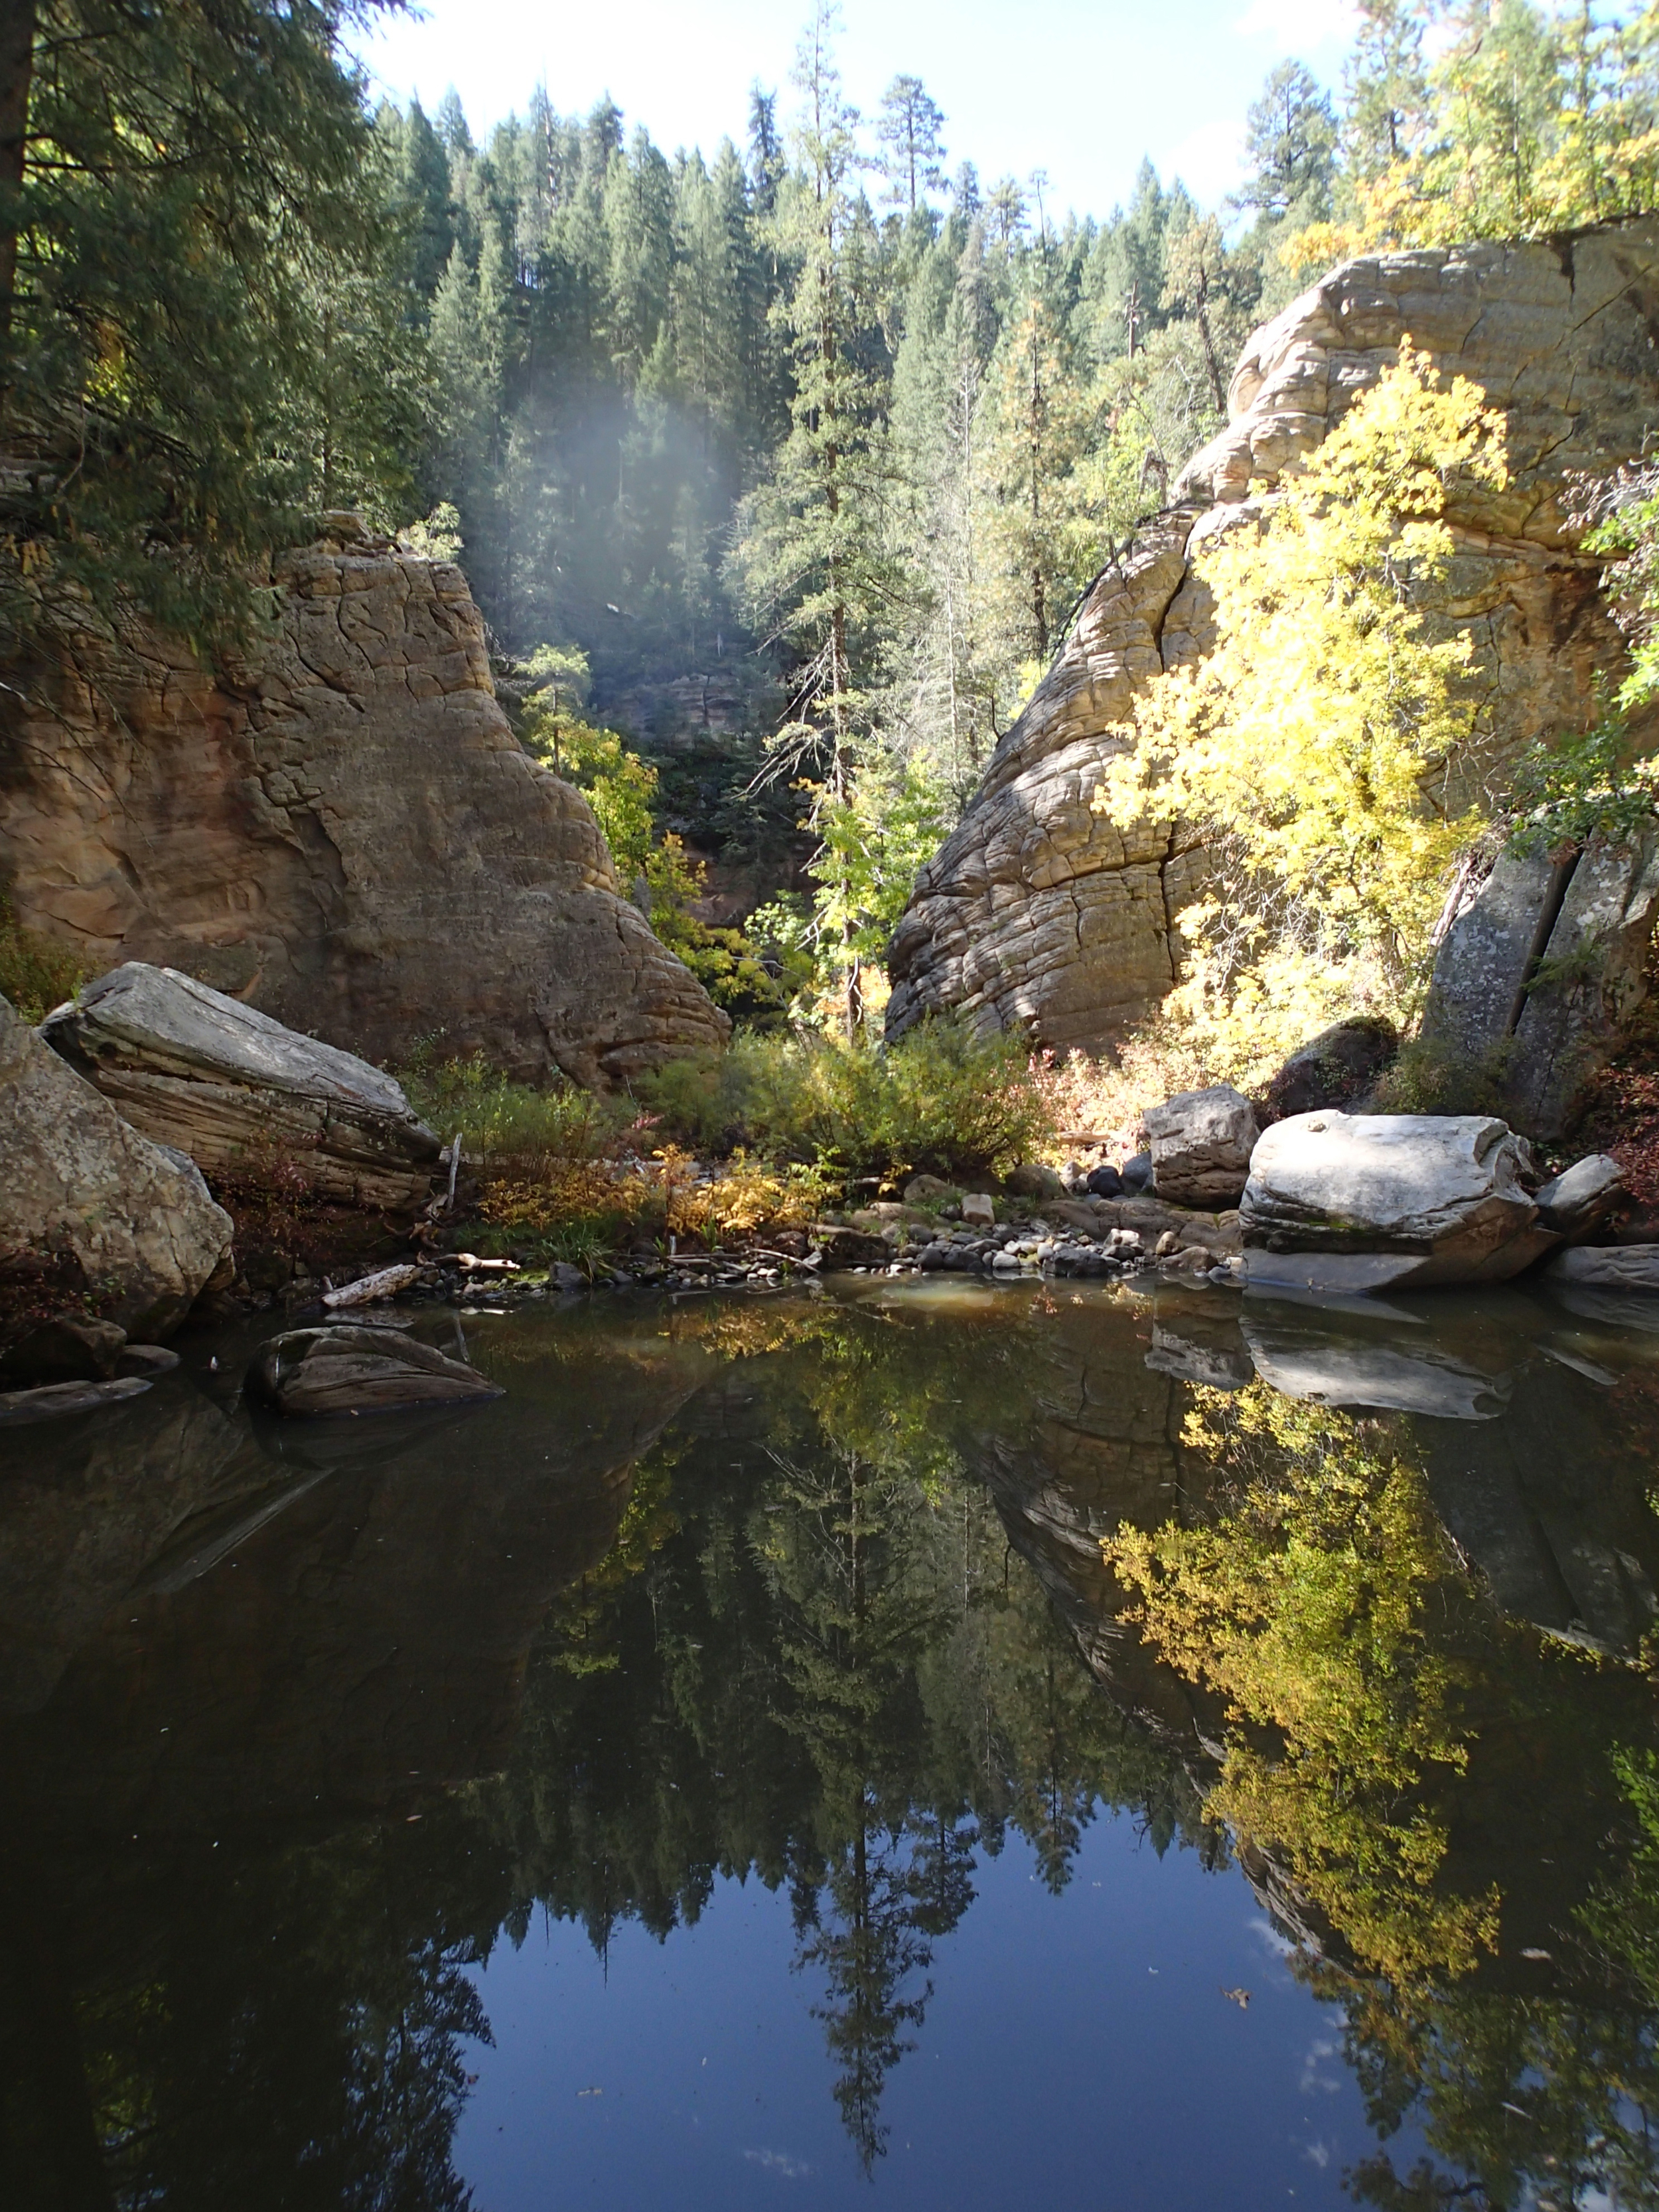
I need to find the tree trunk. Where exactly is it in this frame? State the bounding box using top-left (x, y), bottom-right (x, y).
top-left (0, 0), bottom-right (36, 339)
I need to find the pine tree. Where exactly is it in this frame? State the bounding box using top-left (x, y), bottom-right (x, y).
top-left (729, 2), bottom-right (906, 1029)
top-left (876, 76), bottom-right (947, 214)
top-left (2, 0), bottom-right (416, 677)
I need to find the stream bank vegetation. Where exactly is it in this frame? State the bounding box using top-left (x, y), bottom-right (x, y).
top-left (398, 1019), bottom-right (1062, 1275)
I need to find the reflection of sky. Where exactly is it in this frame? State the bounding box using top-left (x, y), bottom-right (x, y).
top-left (455, 1806), bottom-right (1415, 2209)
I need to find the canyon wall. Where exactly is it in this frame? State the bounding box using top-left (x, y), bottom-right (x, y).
top-left (0, 527), bottom-right (728, 1086)
top-left (887, 218), bottom-right (1659, 1052)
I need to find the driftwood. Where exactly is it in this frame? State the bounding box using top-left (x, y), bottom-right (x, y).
top-left (323, 1262), bottom-right (425, 1308)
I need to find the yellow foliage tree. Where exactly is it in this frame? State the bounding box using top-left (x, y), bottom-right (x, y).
top-left (1290, 0), bottom-right (1659, 273)
top-left (1094, 344), bottom-right (1507, 1078)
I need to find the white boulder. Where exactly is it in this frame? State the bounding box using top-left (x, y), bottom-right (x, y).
top-left (1240, 1111), bottom-right (1552, 1286)
top-left (1, 990), bottom-right (234, 1340)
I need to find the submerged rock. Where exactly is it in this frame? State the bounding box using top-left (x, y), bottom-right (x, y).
top-left (1142, 1085), bottom-right (1259, 1208)
top-left (246, 1325), bottom-right (505, 1417)
top-left (1241, 1112), bottom-right (1550, 1285)
top-left (0, 1376), bottom-right (154, 1426)
top-left (42, 964), bottom-right (442, 1210)
top-left (0, 989), bottom-right (234, 1342)
top-left (1240, 1313), bottom-right (1514, 1422)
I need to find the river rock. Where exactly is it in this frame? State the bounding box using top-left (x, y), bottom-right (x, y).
top-left (1544, 1245), bottom-right (1659, 1293)
top-left (1145, 1321), bottom-right (1254, 1390)
top-left (887, 222), bottom-right (1659, 1053)
top-left (246, 1325), bottom-right (506, 1416)
top-left (1005, 1161), bottom-right (1066, 1199)
top-left (1141, 1085), bottom-right (1258, 1207)
top-left (1534, 1153), bottom-right (1626, 1239)
top-left (809, 1225), bottom-right (894, 1270)
top-left (1423, 830), bottom-right (1659, 1136)
top-left (1, 534), bottom-right (727, 1086)
top-left (0, 1317), bottom-right (127, 1386)
top-left (42, 963), bottom-right (443, 1209)
top-left (1, 989), bottom-right (234, 1342)
top-left (902, 1174), bottom-right (956, 1208)
top-left (1240, 1111), bottom-right (1550, 1284)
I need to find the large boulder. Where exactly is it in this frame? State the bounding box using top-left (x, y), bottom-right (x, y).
top-left (42, 962), bottom-right (441, 1209)
top-left (1261, 1016), bottom-right (1399, 1120)
top-left (1141, 1084), bottom-right (1258, 1207)
top-left (0, 989), bottom-right (234, 1341)
top-left (888, 221), bottom-right (1659, 1051)
top-left (1, 529), bottom-right (728, 1086)
top-left (1240, 1111), bottom-right (1550, 1285)
top-left (1534, 1153), bottom-right (1626, 1239)
top-left (1422, 829), bottom-right (1659, 1136)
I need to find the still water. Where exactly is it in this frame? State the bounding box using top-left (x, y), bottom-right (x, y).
top-left (5, 1274), bottom-right (1659, 2209)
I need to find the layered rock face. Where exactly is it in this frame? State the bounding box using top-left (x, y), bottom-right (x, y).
top-left (42, 962), bottom-right (442, 1209)
top-left (888, 220), bottom-right (1659, 1049)
top-left (1, 532), bottom-right (728, 1085)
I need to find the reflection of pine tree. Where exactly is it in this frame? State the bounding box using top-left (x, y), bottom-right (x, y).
top-left (764, 1443), bottom-right (954, 2168)
top-left (797, 1812), bottom-right (933, 2172)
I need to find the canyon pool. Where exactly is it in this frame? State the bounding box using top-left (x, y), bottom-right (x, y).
top-left (5, 1273), bottom-right (1659, 2210)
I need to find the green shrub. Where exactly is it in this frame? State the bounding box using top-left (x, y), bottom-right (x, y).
top-left (398, 1045), bottom-right (624, 1171)
top-left (1369, 1036), bottom-right (1515, 1118)
top-left (0, 900), bottom-right (91, 1024)
top-left (636, 1017), bottom-right (1057, 1183)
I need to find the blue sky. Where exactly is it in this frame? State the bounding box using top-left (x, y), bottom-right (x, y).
top-left (348, 0), bottom-right (1358, 221)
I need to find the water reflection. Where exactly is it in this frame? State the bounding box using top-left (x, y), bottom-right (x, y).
top-left (1, 1280), bottom-right (1657, 2205)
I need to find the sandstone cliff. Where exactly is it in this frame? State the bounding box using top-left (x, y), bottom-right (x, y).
top-left (887, 219), bottom-right (1659, 1051)
top-left (1, 528), bottom-right (728, 1085)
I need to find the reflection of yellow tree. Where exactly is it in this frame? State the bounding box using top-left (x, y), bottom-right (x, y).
top-left (1105, 1387), bottom-right (1499, 1984)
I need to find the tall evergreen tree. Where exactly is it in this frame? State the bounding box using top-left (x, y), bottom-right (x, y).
top-left (876, 76), bottom-right (947, 214)
top-left (1, 0), bottom-right (418, 679)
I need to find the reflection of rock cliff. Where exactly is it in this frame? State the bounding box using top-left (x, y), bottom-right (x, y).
top-left (1, 531), bottom-right (727, 1084)
top-left (5, 1317), bottom-right (711, 1833)
top-left (888, 220), bottom-right (1659, 1050)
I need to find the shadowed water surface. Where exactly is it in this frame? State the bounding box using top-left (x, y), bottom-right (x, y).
top-left (3, 1274), bottom-right (1659, 2209)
